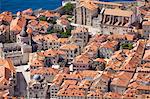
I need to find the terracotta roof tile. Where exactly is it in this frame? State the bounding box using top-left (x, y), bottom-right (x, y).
top-left (111, 72), bottom-right (133, 87)
top-left (104, 8), bottom-right (133, 17)
top-left (31, 67), bottom-right (59, 75)
top-left (43, 34), bottom-right (58, 41)
top-left (60, 44), bottom-right (79, 50)
top-left (39, 10), bottom-right (60, 17)
top-left (78, 0), bottom-right (98, 11)
top-left (143, 50), bottom-right (150, 61)
top-left (73, 54), bottom-right (91, 64)
top-left (94, 58), bottom-right (106, 63)
top-left (125, 33), bottom-right (135, 41)
top-left (10, 17), bottom-right (26, 32)
top-left (0, 12), bottom-right (12, 23)
top-left (57, 38), bottom-right (69, 43)
top-left (22, 15), bottom-right (36, 20)
top-left (26, 27), bottom-right (33, 35)
top-left (100, 40), bottom-right (118, 50)
top-left (104, 92), bottom-right (122, 98)
top-left (22, 8), bottom-right (33, 15)
top-left (71, 27), bottom-right (88, 34)
top-left (30, 59), bottom-right (44, 67)
top-left (87, 90), bottom-right (103, 97)
top-left (57, 87), bottom-right (86, 97)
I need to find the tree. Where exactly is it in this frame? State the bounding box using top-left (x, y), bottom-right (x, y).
top-left (121, 43), bottom-right (133, 50)
top-left (47, 18), bottom-right (57, 24)
top-left (63, 3), bottom-right (74, 15)
top-left (39, 16), bottom-right (47, 21)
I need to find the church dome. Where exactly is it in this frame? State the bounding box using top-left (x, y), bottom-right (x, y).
top-left (32, 74), bottom-right (43, 81)
top-left (20, 28), bottom-right (28, 37)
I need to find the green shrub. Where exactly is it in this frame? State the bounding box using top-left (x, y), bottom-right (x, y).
top-left (39, 16), bottom-right (47, 21)
top-left (63, 3), bottom-right (74, 15)
top-left (121, 43), bottom-right (133, 50)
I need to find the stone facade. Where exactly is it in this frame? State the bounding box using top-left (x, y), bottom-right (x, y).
top-left (0, 43), bottom-right (32, 66)
top-left (28, 75), bottom-right (48, 99)
top-left (74, 0), bottom-right (136, 34)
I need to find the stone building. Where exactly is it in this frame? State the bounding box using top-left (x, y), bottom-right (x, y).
top-left (110, 72), bottom-right (134, 94)
top-left (72, 54), bottom-right (92, 71)
top-left (91, 72), bottom-right (111, 92)
top-left (49, 74), bottom-right (64, 99)
top-left (74, 0), bottom-right (136, 34)
top-left (0, 43), bottom-right (32, 66)
top-left (10, 16), bottom-right (26, 42)
top-left (99, 41), bottom-right (119, 59)
top-left (27, 75), bottom-right (48, 99)
top-left (70, 27), bottom-right (89, 47)
top-left (60, 44), bottom-right (80, 62)
top-left (0, 58), bottom-right (17, 96)
top-left (0, 25), bottom-right (10, 43)
top-left (16, 27), bottom-right (31, 45)
top-left (143, 21), bottom-right (150, 39)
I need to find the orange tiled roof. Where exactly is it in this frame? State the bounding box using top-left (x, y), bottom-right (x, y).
top-left (0, 58), bottom-right (15, 86)
top-left (57, 87), bottom-right (86, 97)
top-left (73, 54), bottom-right (91, 64)
top-left (71, 27), bottom-right (88, 34)
top-left (30, 59), bottom-right (44, 67)
top-left (57, 38), bottom-right (68, 43)
top-left (104, 92), bottom-right (122, 98)
top-left (0, 58), bottom-right (15, 72)
top-left (22, 8), bottom-right (33, 15)
top-left (143, 50), bottom-right (150, 61)
top-left (144, 14), bottom-right (150, 19)
top-left (78, 70), bottom-right (98, 78)
top-left (139, 8), bottom-right (149, 15)
top-left (104, 8), bottom-right (133, 17)
top-left (94, 58), bottom-right (106, 63)
top-left (84, 42), bottom-right (99, 52)
top-left (141, 62), bottom-right (150, 68)
top-left (31, 67), bottom-right (59, 75)
top-left (78, 0), bottom-right (98, 11)
top-left (120, 56), bottom-right (138, 71)
top-left (100, 40), bottom-right (118, 50)
top-left (44, 49), bottom-right (59, 57)
top-left (22, 15), bottom-right (36, 20)
top-left (39, 10), bottom-right (60, 17)
top-left (107, 34), bottom-right (125, 41)
top-left (43, 34), bottom-right (58, 41)
top-left (89, 34), bottom-right (108, 43)
top-left (87, 90), bottom-right (103, 97)
top-left (125, 33), bottom-right (135, 41)
top-left (123, 88), bottom-right (139, 98)
top-left (10, 17), bottom-right (26, 32)
top-left (60, 44), bottom-right (79, 50)
top-left (26, 27), bottom-right (33, 35)
top-left (52, 74), bottom-right (64, 85)
top-left (0, 67), bottom-right (11, 85)
top-left (0, 12), bottom-right (12, 23)
top-left (0, 90), bottom-right (9, 98)
top-left (28, 19), bottom-right (38, 26)
top-left (111, 71), bottom-right (133, 87)
top-left (60, 80), bottom-right (77, 89)
top-left (143, 21), bottom-right (150, 25)
top-left (37, 21), bottom-right (49, 29)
